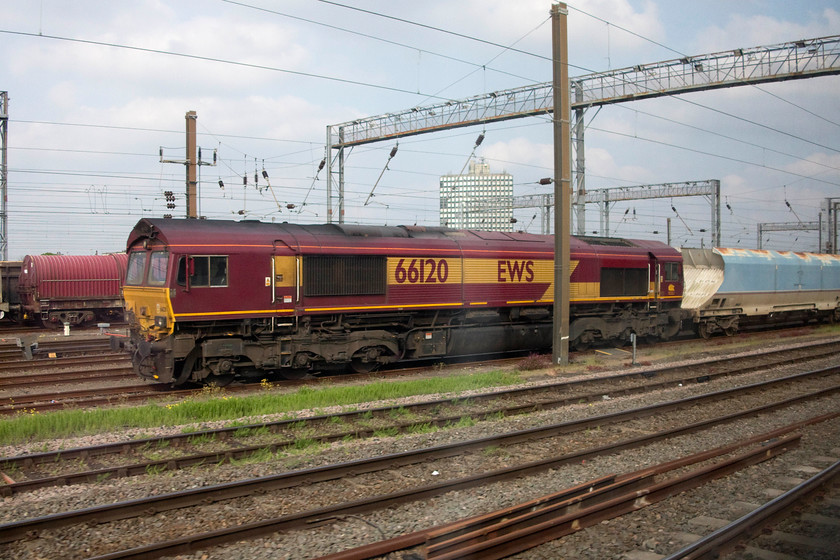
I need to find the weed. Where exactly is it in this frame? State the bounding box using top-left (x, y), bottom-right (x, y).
top-left (517, 353), bottom-right (552, 371)
top-left (373, 427), bottom-right (399, 438)
top-left (187, 433), bottom-right (216, 446)
top-left (231, 447), bottom-right (275, 465)
top-left (145, 463), bottom-right (166, 476)
top-left (0, 369), bottom-right (522, 446)
top-left (233, 426), bottom-right (269, 438)
top-left (453, 416), bottom-right (476, 428)
top-left (407, 423), bottom-right (437, 435)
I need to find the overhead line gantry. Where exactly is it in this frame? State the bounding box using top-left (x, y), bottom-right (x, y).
top-left (325, 35), bottom-right (840, 229)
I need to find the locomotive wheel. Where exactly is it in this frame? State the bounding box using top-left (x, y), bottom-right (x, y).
top-left (572, 332), bottom-right (594, 351)
top-left (280, 368), bottom-right (309, 380)
top-left (350, 358), bottom-right (380, 374)
top-left (350, 346), bottom-right (386, 374)
top-left (206, 374), bottom-right (235, 387)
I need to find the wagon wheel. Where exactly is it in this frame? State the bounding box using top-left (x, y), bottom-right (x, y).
top-left (697, 323), bottom-right (711, 339)
top-left (41, 317), bottom-right (64, 330)
top-left (723, 326), bottom-right (738, 337)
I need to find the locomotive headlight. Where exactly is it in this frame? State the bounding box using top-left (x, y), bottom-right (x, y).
top-left (154, 316), bottom-right (168, 329)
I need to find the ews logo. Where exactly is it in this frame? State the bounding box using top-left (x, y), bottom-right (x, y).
top-left (497, 260), bottom-right (534, 282)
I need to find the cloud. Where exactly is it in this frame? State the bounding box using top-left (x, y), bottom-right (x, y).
top-left (695, 8), bottom-right (840, 52)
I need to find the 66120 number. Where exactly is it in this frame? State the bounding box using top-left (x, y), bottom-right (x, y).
top-left (394, 258), bottom-right (449, 284)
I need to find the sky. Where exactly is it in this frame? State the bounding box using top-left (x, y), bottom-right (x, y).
top-left (1, 0), bottom-right (839, 259)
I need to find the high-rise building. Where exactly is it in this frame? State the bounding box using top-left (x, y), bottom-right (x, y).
top-left (439, 159), bottom-right (513, 231)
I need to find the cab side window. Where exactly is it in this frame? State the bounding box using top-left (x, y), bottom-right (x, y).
top-left (663, 262), bottom-right (680, 282)
top-left (177, 255), bottom-right (228, 288)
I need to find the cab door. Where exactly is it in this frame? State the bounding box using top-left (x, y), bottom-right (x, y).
top-left (272, 240), bottom-right (300, 321)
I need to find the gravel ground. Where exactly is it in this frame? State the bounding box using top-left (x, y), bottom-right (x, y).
top-left (1, 334), bottom-right (838, 560)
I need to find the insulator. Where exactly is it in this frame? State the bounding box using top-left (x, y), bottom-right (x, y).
top-left (262, 169), bottom-right (269, 179)
top-left (389, 145), bottom-right (398, 158)
top-left (539, 178), bottom-right (553, 185)
top-left (218, 180), bottom-right (224, 189)
top-left (317, 159), bottom-right (326, 171)
top-left (475, 133), bottom-right (485, 146)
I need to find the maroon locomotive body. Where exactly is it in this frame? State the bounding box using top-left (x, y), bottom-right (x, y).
top-left (122, 219), bottom-right (683, 384)
top-left (18, 253), bottom-right (129, 327)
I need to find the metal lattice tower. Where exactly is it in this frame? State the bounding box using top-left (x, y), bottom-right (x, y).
top-left (325, 35), bottom-right (840, 225)
top-left (757, 221), bottom-right (821, 250)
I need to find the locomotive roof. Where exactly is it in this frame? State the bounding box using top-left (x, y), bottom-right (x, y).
top-left (126, 218), bottom-right (678, 256)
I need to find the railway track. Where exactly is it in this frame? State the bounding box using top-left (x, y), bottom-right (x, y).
top-left (2, 337), bottom-right (838, 417)
top-left (0, 340), bottom-right (838, 559)
top-left (314, 433), bottom-right (805, 560)
top-left (1, 339), bottom-right (837, 467)
top-left (1, 378), bottom-right (835, 558)
top-left (662, 458), bottom-right (840, 559)
top-left (0, 336), bottom-right (117, 361)
top-left (1, 357), bottom-right (836, 495)
top-left (0, 354), bottom-right (131, 378)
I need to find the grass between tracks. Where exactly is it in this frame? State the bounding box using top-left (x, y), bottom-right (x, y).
top-left (0, 369), bottom-right (522, 446)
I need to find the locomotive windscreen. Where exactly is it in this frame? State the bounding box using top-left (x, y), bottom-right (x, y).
top-left (304, 255), bottom-right (387, 297)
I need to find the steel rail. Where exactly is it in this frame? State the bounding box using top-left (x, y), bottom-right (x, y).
top-left (90, 433), bottom-right (801, 560)
top-left (3, 363), bottom-right (829, 495)
top-left (316, 432), bottom-right (805, 560)
top-left (0, 372), bottom-right (836, 546)
top-left (1, 361), bottom-right (837, 496)
top-left (0, 367), bottom-right (133, 388)
top-left (427, 438), bottom-right (800, 560)
top-left (1, 337), bottom-right (836, 414)
top-left (3, 338), bottom-right (836, 464)
top-left (661, 458), bottom-right (840, 560)
top-left (0, 352), bottom-right (129, 373)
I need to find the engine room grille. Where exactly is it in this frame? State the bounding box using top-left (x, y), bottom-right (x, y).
top-left (600, 267), bottom-right (648, 297)
top-left (304, 255), bottom-right (386, 297)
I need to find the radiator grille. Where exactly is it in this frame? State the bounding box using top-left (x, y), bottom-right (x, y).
top-left (304, 255), bottom-right (386, 296)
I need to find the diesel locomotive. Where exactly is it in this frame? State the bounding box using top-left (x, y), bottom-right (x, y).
top-left (122, 218), bottom-right (684, 385)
